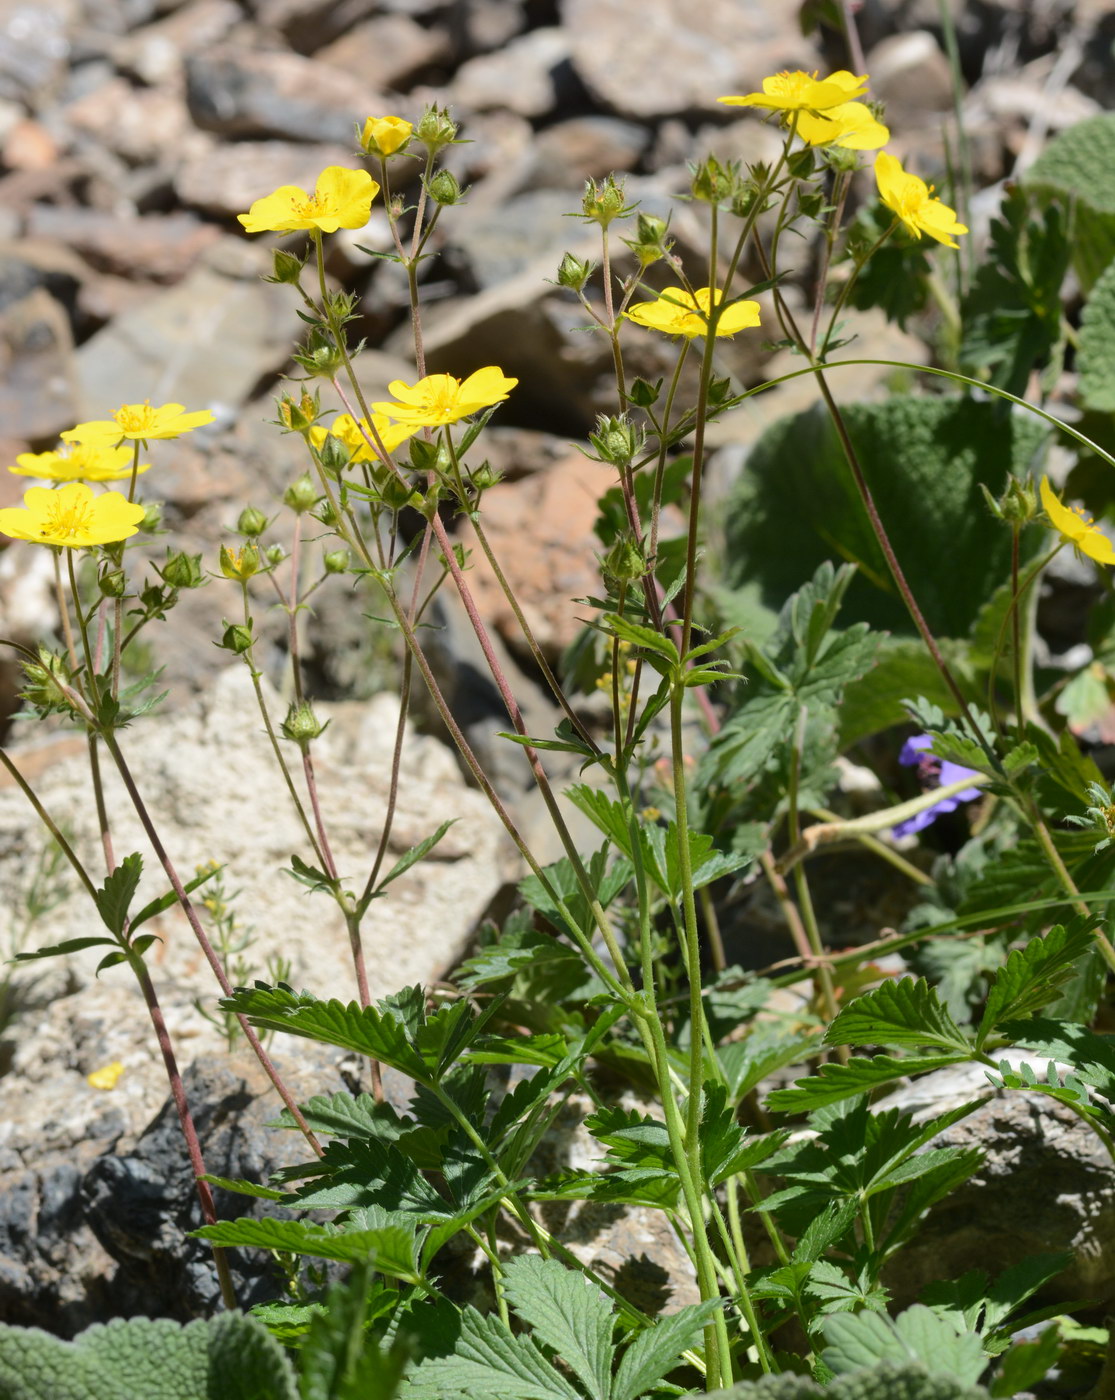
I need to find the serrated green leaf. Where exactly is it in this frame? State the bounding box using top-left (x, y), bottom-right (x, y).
top-left (199, 1174), bottom-right (288, 1202)
top-left (823, 1305), bottom-right (986, 1384)
top-left (130, 862), bottom-right (220, 933)
top-left (297, 1263), bottom-right (407, 1400)
top-left (1024, 113), bottom-right (1115, 290)
top-left (611, 1300), bottom-right (723, 1400)
top-left (92, 853), bottom-right (143, 937)
top-left (221, 986), bottom-right (430, 1082)
top-left (194, 1217), bottom-right (420, 1276)
top-left (1079, 255), bottom-right (1115, 410)
top-left (766, 1054), bottom-right (969, 1111)
top-left (501, 1257), bottom-right (615, 1400)
top-left (827, 978), bottom-right (972, 1054)
top-left (402, 1307), bottom-right (582, 1400)
top-left (14, 935), bottom-right (117, 962)
top-left (375, 820), bottom-right (456, 892)
top-left (996, 1016), bottom-right (1115, 1098)
top-left (977, 921), bottom-right (1099, 1046)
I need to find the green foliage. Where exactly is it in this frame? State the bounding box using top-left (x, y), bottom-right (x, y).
top-left (1024, 113), bottom-right (1115, 290)
top-left (721, 396), bottom-right (1047, 638)
top-left (402, 1256), bottom-right (719, 1400)
top-left (959, 186), bottom-right (1069, 397)
top-left (1078, 255), bottom-right (1115, 411)
top-left (708, 1364), bottom-right (990, 1400)
top-left (0, 1312), bottom-right (296, 1400)
top-left (823, 1306), bottom-right (985, 1385)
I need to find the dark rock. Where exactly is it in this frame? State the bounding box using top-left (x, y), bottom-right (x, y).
top-left (0, 287), bottom-right (78, 439)
top-left (247, 0), bottom-right (380, 55)
top-left (185, 46), bottom-right (386, 144)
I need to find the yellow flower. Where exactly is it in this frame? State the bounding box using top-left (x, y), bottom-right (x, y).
top-left (1040, 477), bottom-right (1115, 566)
top-left (625, 286), bottom-right (761, 339)
top-left (719, 69), bottom-right (868, 113)
top-left (796, 101), bottom-right (889, 150)
top-left (0, 483), bottom-right (147, 548)
top-left (87, 1061), bottom-right (125, 1091)
top-left (874, 152), bottom-right (968, 248)
top-left (309, 412), bottom-right (417, 462)
top-left (361, 115), bottom-right (413, 157)
top-left (10, 442), bottom-right (151, 482)
top-left (237, 166), bottom-right (380, 234)
top-left (372, 367), bottom-right (518, 427)
top-left (63, 402), bottom-right (215, 447)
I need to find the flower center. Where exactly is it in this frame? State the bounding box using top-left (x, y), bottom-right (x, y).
top-left (292, 193), bottom-right (330, 219)
top-left (42, 495), bottom-right (94, 541)
top-left (114, 402), bottom-right (157, 434)
top-left (421, 382), bottom-right (460, 418)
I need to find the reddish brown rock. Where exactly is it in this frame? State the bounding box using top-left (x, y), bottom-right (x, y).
top-left (454, 450), bottom-right (616, 660)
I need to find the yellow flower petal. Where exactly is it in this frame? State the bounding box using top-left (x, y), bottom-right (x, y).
top-left (237, 167), bottom-right (379, 234)
top-left (1040, 476), bottom-right (1115, 566)
top-left (720, 69), bottom-right (868, 113)
top-left (373, 368), bottom-right (518, 427)
top-left (0, 482), bottom-right (147, 548)
top-left (87, 1060), bottom-right (125, 1091)
top-left (310, 412), bottom-right (416, 461)
top-left (625, 287), bottom-right (760, 339)
top-left (11, 443), bottom-right (150, 482)
top-left (62, 402), bottom-right (215, 446)
top-left (361, 115), bottom-right (413, 157)
top-left (796, 101), bottom-right (889, 150)
top-left (874, 152), bottom-right (967, 248)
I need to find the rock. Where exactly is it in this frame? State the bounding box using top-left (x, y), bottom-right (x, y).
top-left (527, 116), bottom-right (652, 189)
top-left (448, 0), bottom-right (528, 58)
top-left (174, 138), bottom-right (352, 216)
top-left (317, 13), bottom-right (448, 90)
top-left (866, 30), bottom-right (954, 122)
top-left (72, 237), bottom-right (296, 417)
top-left (453, 450), bottom-right (616, 663)
top-left (0, 286), bottom-right (78, 439)
top-left (0, 238), bottom-right (86, 316)
top-left (60, 78), bottom-right (201, 169)
top-left (110, 0), bottom-right (243, 84)
top-left (1, 118), bottom-right (60, 171)
top-left (185, 46), bottom-right (386, 143)
top-left (0, 0), bottom-right (75, 105)
top-left (447, 187), bottom-right (582, 289)
top-left (875, 1061), bottom-right (1115, 1308)
top-left (247, 0), bottom-right (380, 54)
top-left (560, 0), bottom-right (813, 120)
top-left (27, 207), bottom-right (221, 283)
top-left (453, 27), bottom-right (576, 119)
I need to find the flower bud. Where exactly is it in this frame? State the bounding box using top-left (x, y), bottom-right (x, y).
top-left (268, 248), bottom-right (305, 286)
top-left (161, 549), bottom-right (205, 590)
top-left (414, 102), bottom-right (458, 154)
top-left (982, 477), bottom-right (1036, 526)
top-left (283, 474), bottom-right (319, 514)
top-left (556, 252), bottom-right (595, 291)
top-left (360, 114), bottom-right (413, 158)
top-left (277, 391), bottom-right (320, 434)
top-left (427, 169), bottom-right (463, 206)
top-left (292, 328), bottom-right (346, 380)
top-left (323, 547), bottom-right (349, 574)
top-left (281, 700), bottom-right (329, 750)
top-left (690, 155), bottom-right (738, 205)
top-left (316, 433), bottom-right (351, 474)
top-left (237, 506), bottom-right (268, 538)
top-left (622, 212), bottom-right (672, 268)
top-left (822, 143), bottom-right (860, 174)
top-left (580, 175), bottom-right (632, 228)
top-left (266, 544), bottom-right (286, 566)
top-left (98, 567), bottom-right (127, 599)
top-left (220, 543), bottom-right (261, 581)
top-left (21, 646), bottom-right (74, 714)
top-left (315, 497), bottom-right (342, 529)
top-left (603, 532), bottom-right (648, 585)
top-left (468, 461), bottom-right (502, 492)
top-left (589, 414), bottom-right (642, 467)
top-left (218, 619), bottom-right (254, 654)
top-left (140, 501), bottom-right (163, 533)
top-left (408, 438), bottom-right (448, 474)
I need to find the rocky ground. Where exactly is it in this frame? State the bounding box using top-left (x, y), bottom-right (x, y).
top-left (1, 0), bottom-right (1114, 1338)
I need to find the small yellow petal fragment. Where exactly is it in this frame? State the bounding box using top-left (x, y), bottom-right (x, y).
top-left (87, 1060), bottom-right (125, 1091)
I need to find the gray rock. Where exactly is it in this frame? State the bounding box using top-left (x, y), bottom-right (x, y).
top-left (0, 0), bottom-right (74, 104)
top-left (110, 0), bottom-right (243, 85)
top-left (185, 46), bottom-right (386, 144)
top-left (0, 287), bottom-right (78, 439)
top-left (317, 13), bottom-right (448, 91)
top-left (527, 116), bottom-right (652, 190)
top-left (453, 26), bottom-right (574, 118)
top-left (72, 237), bottom-right (296, 417)
top-left (866, 30), bottom-right (954, 122)
top-left (175, 138), bottom-right (353, 216)
top-left (59, 77), bottom-right (202, 169)
top-left (27, 207), bottom-right (221, 284)
top-left (247, 0), bottom-right (379, 54)
top-left (560, 0), bottom-right (814, 119)
top-left (875, 1062), bottom-right (1115, 1308)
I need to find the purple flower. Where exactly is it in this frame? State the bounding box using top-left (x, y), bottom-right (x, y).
top-left (892, 735), bottom-right (982, 838)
